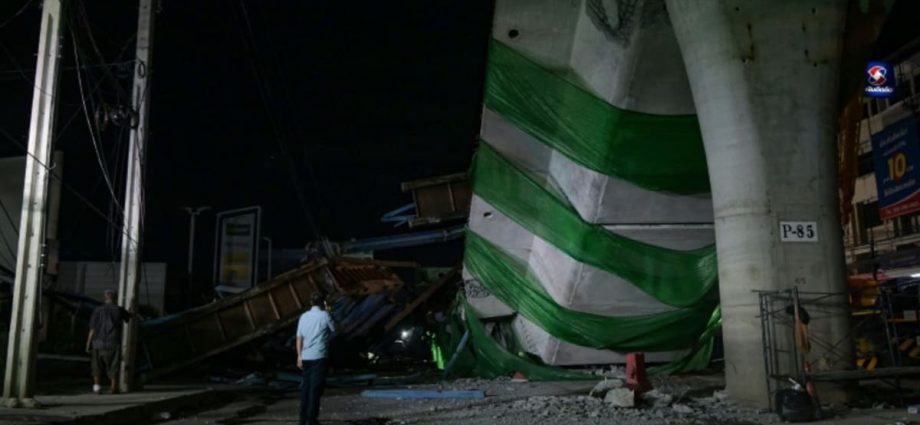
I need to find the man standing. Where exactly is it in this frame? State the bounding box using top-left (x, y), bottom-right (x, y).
top-left (85, 290), bottom-right (130, 394)
top-left (296, 292), bottom-right (336, 425)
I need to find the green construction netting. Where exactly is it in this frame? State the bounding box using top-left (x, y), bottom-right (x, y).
top-left (433, 296), bottom-right (720, 380)
top-left (431, 337), bottom-right (446, 370)
top-left (484, 40), bottom-right (709, 194)
top-left (465, 230), bottom-right (718, 352)
top-left (648, 305), bottom-right (721, 375)
top-left (471, 142), bottom-right (718, 308)
top-left (432, 300), bottom-right (593, 381)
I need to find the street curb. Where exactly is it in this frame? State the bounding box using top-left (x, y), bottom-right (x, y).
top-left (70, 388), bottom-right (221, 425)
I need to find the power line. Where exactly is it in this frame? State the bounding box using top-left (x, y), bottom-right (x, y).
top-left (253, 5), bottom-right (330, 222)
top-left (0, 128), bottom-right (139, 247)
top-left (0, 0), bottom-right (35, 30)
top-left (70, 31), bottom-right (122, 211)
top-left (234, 1), bottom-right (321, 238)
top-left (0, 60), bottom-right (136, 76)
top-left (72, 1), bottom-right (132, 102)
top-left (0, 39), bottom-right (46, 95)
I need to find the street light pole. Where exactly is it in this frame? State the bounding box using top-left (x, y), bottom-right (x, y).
top-left (182, 206), bottom-right (210, 277)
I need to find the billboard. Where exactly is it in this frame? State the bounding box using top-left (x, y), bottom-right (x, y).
top-left (872, 116), bottom-right (920, 220)
top-left (213, 206), bottom-right (261, 295)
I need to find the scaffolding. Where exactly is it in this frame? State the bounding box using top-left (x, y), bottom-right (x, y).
top-left (758, 286), bottom-right (920, 411)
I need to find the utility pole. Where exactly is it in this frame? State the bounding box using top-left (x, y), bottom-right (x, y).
top-left (183, 206), bottom-right (210, 276)
top-left (117, 0), bottom-right (154, 393)
top-left (3, 0), bottom-right (65, 408)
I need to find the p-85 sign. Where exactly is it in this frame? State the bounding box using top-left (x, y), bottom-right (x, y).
top-left (779, 221), bottom-right (818, 243)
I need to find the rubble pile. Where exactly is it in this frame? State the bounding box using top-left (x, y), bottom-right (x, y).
top-left (481, 384), bottom-right (778, 425)
top-left (586, 378), bottom-right (772, 423)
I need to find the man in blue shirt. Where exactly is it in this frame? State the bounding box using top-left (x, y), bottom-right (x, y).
top-left (296, 292), bottom-right (336, 425)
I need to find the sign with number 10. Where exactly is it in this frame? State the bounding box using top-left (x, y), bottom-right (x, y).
top-left (872, 116), bottom-right (920, 221)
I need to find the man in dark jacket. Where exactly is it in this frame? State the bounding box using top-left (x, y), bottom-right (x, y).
top-left (85, 290), bottom-right (130, 394)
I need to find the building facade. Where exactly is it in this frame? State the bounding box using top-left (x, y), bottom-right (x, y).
top-left (845, 46), bottom-right (920, 276)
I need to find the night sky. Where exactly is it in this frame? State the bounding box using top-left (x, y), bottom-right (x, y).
top-left (4, 0), bottom-right (920, 307)
top-left (0, 1), bottom-right (494, 286)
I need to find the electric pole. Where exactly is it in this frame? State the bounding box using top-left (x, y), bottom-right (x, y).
top-left (3, 0), bottom-right (65, 408)
top-left (117, 0), bottom-right (154, 393)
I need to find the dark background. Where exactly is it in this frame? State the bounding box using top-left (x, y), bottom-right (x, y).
top-left (0, 0), bottom-right (495, 308)
top-left (3, 0), bottom-right (920, 311)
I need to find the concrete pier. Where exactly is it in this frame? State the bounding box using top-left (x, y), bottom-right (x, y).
top-left (666, 0), bottom-right (852, 406)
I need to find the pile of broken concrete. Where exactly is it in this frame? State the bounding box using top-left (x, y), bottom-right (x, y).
top-left (583, 377), bottom-right (780, 424)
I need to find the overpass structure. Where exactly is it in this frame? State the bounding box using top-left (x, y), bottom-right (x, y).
top-left (464, 0), bottom-right (890, 406)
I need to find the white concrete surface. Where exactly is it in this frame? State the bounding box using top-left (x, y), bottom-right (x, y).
top-left (479, 108), bottom-right (553, 177)
top-left (512, 315), bottom-right (687, 366)
top-left (528, 225), bottom-right (714, 316)
top-left (465, 195), bottom-right (524, 318)
top-left (548, 148), bottom-right (714, 225)
top-left (470, 0), bottom-right (719, 366)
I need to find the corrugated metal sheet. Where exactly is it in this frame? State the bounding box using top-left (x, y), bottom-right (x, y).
top-left (39, 257), bottom-right (409, 381)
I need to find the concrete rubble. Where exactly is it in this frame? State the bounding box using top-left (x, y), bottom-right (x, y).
top-left (377, 377), bottom-right (780, 425)
top-left (589, 378), bottom-right (625, 397)
top-left (604, 388), bottom-right (636, 408)
top-left (131, 377), bottom-right (920, 425)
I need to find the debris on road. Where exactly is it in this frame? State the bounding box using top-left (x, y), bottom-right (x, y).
top-left (603, 388), bottom-right (636, 407)
top-left (361, 389), bottom-right (486, 399)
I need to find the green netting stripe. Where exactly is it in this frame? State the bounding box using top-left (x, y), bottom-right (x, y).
top-left (462, 300), bottom-right (597, 381)
top-left (471, 142), bottom-right (717, 307)
top-left (649, 305), bottom-right (721, 375)
top-left (484, 40), bottom-right (710, 194)
top-left (432, 297), bottom-right (593, 381)
top-left (465, 229), bottom-right (718, 352)
top-left (434, 296), bottom-right (719, 380)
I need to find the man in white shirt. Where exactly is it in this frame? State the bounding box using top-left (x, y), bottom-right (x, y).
top-left (296, 292), bottom-right (336, 425)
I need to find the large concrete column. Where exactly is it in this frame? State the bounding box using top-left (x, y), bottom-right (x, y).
top-left (666, 0), bottom-right (852, 406)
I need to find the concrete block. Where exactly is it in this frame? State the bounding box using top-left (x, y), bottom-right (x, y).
top-left (527, 226), bottom-right (714, 316)
top-left (604, 388), bottom-right (636, 407)
top-left (468, 195), bottom-right (533, 263)
top-left (549, 151), bottom-right (713, 225)
top-left (463, 268), bottom-right (514, 319)
top-left (590, 379), bottom-right (625, 398)
top-left (512, 315), bottom-right (688, 366)
top-left (465, 196), bottom-right (525, 318)
top-left (570, 0), bottom-right (695, 114)
top-left (472, 0), bottom-right (715, 364)
top-left (480, 108), bottom-right (553, 177)
top-left (490, 0), bottom-right (581, 68)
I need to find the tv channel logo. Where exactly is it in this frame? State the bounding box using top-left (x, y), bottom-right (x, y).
top-left (865, 61), bottom-right (895, 98)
